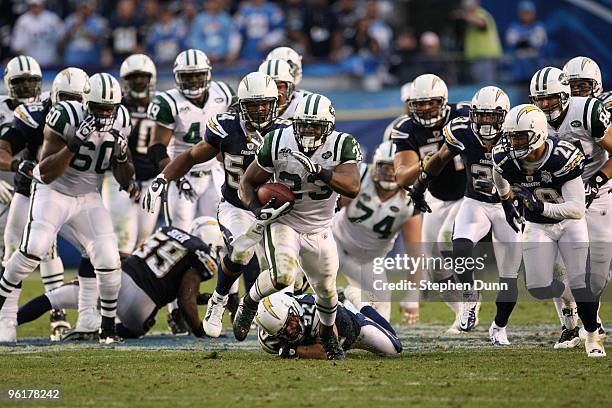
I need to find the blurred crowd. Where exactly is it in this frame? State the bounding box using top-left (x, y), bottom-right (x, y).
top-left (0, 0), bottom-right (550, 86)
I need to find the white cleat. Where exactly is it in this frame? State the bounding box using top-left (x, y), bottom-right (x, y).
top-left (446, 314), bottom-right (462, 334)
top-left (202, 294), bottom-right (227, 338)
top-left (0, 317), bottom-right (17, 343)
top-left (74, 307), bottom-right (101, 333)
top-left (579, 323), bottom-right (606, 341)
top-left (459, 291), bottom-right (480, 332)
top-left (585, 330), bottom-right (606, 358)
top-left (488, 322), bottom-right (510, 346)
top-left (554, 326), bottom-right (581, 349)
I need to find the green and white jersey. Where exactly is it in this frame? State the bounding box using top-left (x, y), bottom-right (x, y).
top-left (279, 89), bottom-right (311, 120)
top-left (147, 81), bottom-right (234, 172)
top-left (256, 126), bottom-right (362, 233)
top-left (333, 164), bottom-right (414, 262)
top-left (0, 95), bottom-right (15, 136)
top-left (45, 101), bottom-right (131, 196)
top-left (548, 96), bottom-right (611, 182)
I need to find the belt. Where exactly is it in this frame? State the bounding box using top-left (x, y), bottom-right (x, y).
top-left (189, 170), bottom-right (212, 177)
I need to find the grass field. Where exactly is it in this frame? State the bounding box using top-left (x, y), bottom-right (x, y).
top-left (2, 274), bottom-right (610, 407)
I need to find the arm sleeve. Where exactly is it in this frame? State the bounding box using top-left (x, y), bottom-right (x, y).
top-left (542, 176), bottom-right (585, 220)
top-left (493, 169), bottom-right (511, 197)
top-left (339, 134), bottom-right (363, 164)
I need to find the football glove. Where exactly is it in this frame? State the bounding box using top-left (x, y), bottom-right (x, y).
top-left (0, 179), bottom-right (14, 204)
top-left (176, 177), bottom-right (198, 202)
top-left (584, 170), bottom-right (609, 209)
top-left (250, 197), bottom-right (292, 225)
top-left (406, 172), bottom-right (431, 213)
top-left (278, 343), bottom-right (298, 359)
top-left (513, 187), bottom-right (544, 214)
top-left (501, 198), bottom-right (524, 233)
top-left (110, 130), bottom-right (129, 164)
top-left (121, 179), bottom-right (141, 201)
top-left (474, 177), bottom-right (495, 193)
top-left (289, 150), bottom-right (333, 183)
top-left (67, 115), bottom-right (96, 153)
top-left (13, 160), bottom-right (35, 193)
top-left (142, 175), bottom-right (167, 213)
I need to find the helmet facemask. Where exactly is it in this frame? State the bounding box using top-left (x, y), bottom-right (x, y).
top-left (470, 108), bottom-right (506, 144)
top-left (530, 93), bottom-right (568, 122)
top-left (87, 101), bottom-right (119, 132)
top-left (124, 72), bottom-right (153, 99)
top-left (57, 91), bottom-right (84, 103)
top-left (409, 97), bottom-right (447, 127)
top-left (373, 162), bottom-right (397, 190)
top-left (175, 70), bottom-right (211, 99)
top-left (10, 75), bottom-right (42, 103)
top-left (293, 118), bottom-right (333, 153)
top-left (568, 78), bottom-right (598, 98)
top-left (239, 98), bottom-right (277, 130)
top-left (278, 307), bottom-right (305, 343)
top-left (502, 130), bottom-right (539, 160)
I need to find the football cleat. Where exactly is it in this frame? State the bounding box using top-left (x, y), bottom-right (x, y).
top-left (167, 308), bottom-right (190, 336)
top-left (459, 290), bottom-right (480, 332)
top-left (227, 293), bottom-right (240, 323)
top-left (74, 306), bottom-right (100, 333)
top-left (554, 326), bottom-right (581, 349)
top-left (50, 309), bottom-right (71, 342)
top-left (99, 326), bottom-right (123, 345)
top-left (488, 322), bottom-right (510, 346)
top-left (202, 294), bottom-right (227, 338)
top-left (585, 330), bottom-right (606, 357)
top-left (0, 317), bottom-right (17, 343)
top-left (61, 329), bottom-right (98, 342)
top-left (579, 323), bottom-right (606, 341)
top-left (446, 314), bottom-right (462, 334)
top-left (319, 329), bottom-right (346, 360)
top-left (233, 297), bottom-right (258, 341)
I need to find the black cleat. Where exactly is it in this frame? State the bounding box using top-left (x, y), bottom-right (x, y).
top-left (233, 297), bottom-right (258, 341)
top-left (554, 326), bottom-right (581, 349)
top-left (167, 309), bottom-right (190, 336)
top-left (99, 326), bottom-right (123, 345)
top-left (319, 329), bottom-right (346, 360)
top-left (50, 309), bottom-right (71, 341)
top-left (61, 329), bottom-right (99, 342)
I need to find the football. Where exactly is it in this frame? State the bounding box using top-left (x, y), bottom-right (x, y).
top-left (257, 183), bottom-right (295, 208)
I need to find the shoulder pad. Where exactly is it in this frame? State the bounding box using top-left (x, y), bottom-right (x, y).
top-left (296, 293), bottom-right (316, 305)
top-left (273, 118), bottom-right (292, 127)
top-left (443, 117), bottom-right (470, 150)
top-left (492, 144), bottom-right (510, 169)
top-left (13, 104), bottom-right (41, 129)
top-left (206, 113), bottom-right (234, 138)
top-left (390, 115), bottom-right (413, 140)
top-left (212, 81), bottom-right (235, 105)
top-left (552, 140), bottom-right (584, 178)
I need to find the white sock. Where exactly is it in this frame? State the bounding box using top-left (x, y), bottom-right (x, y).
top-left (97, 269), bottom-right (121, 319)
top-left (0, 288), bottom-right (20, 322)
top-left (40, 257), bottom-right (65, 292)
top-left (249, 269), bottom-right (277, 302)
top-left (78, 276), bottom-right (98, 313)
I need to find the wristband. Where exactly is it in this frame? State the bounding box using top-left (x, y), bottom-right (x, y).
top-left (591, 170), bottom-right (609, 188)
top-left (248, 198), bottom-right (262, 214)
top-left (317, 168), bottom-right (333, 184)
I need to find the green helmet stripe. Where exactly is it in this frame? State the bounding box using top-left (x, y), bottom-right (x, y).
top-left (274, 60), bottom-right (279, 76)
top-left (101, 74), bottom-right (107, 100)
top-left (312, 94), bottom-right (321, 115)
top-left (304, 93), bottom-right (313, 114)
top-left (185, 51), bottom-right (190, 66)
top-left (25, 56), bottom-right (31, 71)
top-left (542, 67), bottom-right (552, 91)
top-left (17, 56), bottom-right (24, 71)
top-left (267, 61), bottom-right (272, 76)
top-left (535, 69), bottom-right (543, 92)
top-left (193, 49), bottom-right (198, 65)
top-left (388, 142), bottom-right (393, 156)
top-left (105, 73), bottom-right (114, 100)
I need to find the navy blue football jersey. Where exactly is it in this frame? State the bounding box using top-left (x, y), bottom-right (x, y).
top-left (123, 226), bottom-right (216, 307)
top-left (122, 96), bottom-right (157, 181)
top-left (493, 137), bottom-right (585, 224)
top-left (0, 101), bottom-right (48, 195)
top-left (391, 104), bottom-right (468, 201)
top-left (443, 116), bottom-right (499, 203)
top-left (257, 294), bottom-right (361, 354)
top-left (204, 112), bottom-right (291, 208)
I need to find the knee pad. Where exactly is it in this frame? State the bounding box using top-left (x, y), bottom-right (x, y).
top-left (20, 219), bottom-right (56, 260)
top-left (89, 235), bottom-right (121, 271)
top-left (528, 279), bottom-right (565, 300)
top-left (310, 280), bottom-right (337, 300)
top-left (272, 252), bottom-right (299, 288)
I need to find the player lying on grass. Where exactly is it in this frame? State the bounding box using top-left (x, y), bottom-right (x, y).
top-left (14, 218), bottom-right (222, 340)
top-left (255, 292), bottom-right (403, 359)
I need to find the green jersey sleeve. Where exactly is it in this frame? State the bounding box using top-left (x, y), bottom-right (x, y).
top-left (46, 102), bottom-right (78, 141)
top-left (256, 130), bottom-right (278, 172)
top-left (589, 98), bottom-right (611, 141)
top-left (148, 93), bottom-right (176, 129)
top-left (339, 134), bottom-right (363, 163)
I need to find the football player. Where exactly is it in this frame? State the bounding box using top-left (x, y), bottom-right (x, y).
top-left (0, 73), bottom-right (137, 344)
top-left (255, 292), bottom-right (402, 359)
top-left (563, 56), bottom-right (611, 111)
top-left (258, 58), bottom-right (307, 120)
top-left (236, 93), bottom-right (362, 360)
top-left (493, 104), bottom-right (605, 357)
top-left (143, 72), bottom-right (290, 337)
top-left (102, 54), bottom-right (159, 257)
top-left (147, 49), bottom-right (234, 229)
top-left (333, 140), bottom-right (416, 321)
top-left (264, 46), bottom-right (311, 120)
top-left (0, 56), bottom-right (43, 268)
top-left (392, 74), bottom-right (469, 332)
top-left (0, 67), bottom-right (89, 340)
top-left (409, 87), bottom-right (523, 344)
top-left (17, 217), bottom-right (221, 340)
top-left (529, 67), bottom-right (611, 348)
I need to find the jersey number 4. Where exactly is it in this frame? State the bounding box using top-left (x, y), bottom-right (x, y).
top-left (348, 201), bottom-right (395, 239)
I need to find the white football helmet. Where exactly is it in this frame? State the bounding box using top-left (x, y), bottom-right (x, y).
top-left (563, 56), bottom-right (602, 98)
top-left (255, 293), bottom-right (305, 343)
top-left (84, 73), bottom-right (122, 132)
top-left (173, 49), bottom-right (212, 99)
top-left (258, 59), bottom-right (295, 113)
top-left (120, 54), bottom-right (157, 99)
top-left (529, 67), bottom-right (571, 122)
top-left (469, 86), bottom-right (510, 144)
top-left (409, 74), bottom-right (449, 127)
top-left (190, 216), bottom-right (225, 262)
top-left (4, 55), bottom-right (42, 103)
top-left (237, 72), bottom-right (278, 131)
top-left (265, 46), bottom-right (303, 85)
top-left (51, 68), bottom-right (90, 105)
top-left (293, 93), bottom-right (335, 153)
top-left (502, 104), bottom-right (548, 160)
top-left (371, 141), bottom-right (397, 190)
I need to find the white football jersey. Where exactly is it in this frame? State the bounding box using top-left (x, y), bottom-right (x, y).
top-left (278, 89), bottom-right (310, 120)
top-left (257, 126), bottom-right (363, 233)
top-left (45, 101), bottom-right (131, 196)
top-left (547, 96), bottom-right (611, 182)
top-left (148, 81), bottom-right (234, 172)
top-left (333, 164), bottom-right (414, 262)
top-left (0, 95), bottom-right (15, 136)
